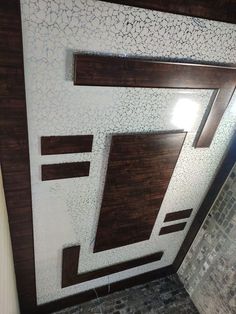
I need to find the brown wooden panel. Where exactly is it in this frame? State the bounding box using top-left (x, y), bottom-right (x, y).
top-left (101, 0), bottom-right (236, 24)
top-left (41, 135), bottom-right (93, 155)
top-left (62, 245), bottom-right (163, 288)
top-left (94, 132), bottom-right (186, 252)
top-left (41, 162), bottom-right (90, 181)
top-left (164, 208), bottom-right (193, 222)
top-left (0, 1), bottom-right (37, 313)
top-left (159, 222), bottom-right (187, 235)
top-left (74, 54), bottom-right (236, 148)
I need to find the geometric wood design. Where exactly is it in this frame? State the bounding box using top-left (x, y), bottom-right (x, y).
top-left (100, 0), bottom-right (236, 24)
top-left (62, 245), bottom-right (163, 288)
top-left (164, 209), bottom-right (193, 222)
top-left (159, 222), bottom-right (187, 235)
top-left (1, 0), bottom-right (236, 311)
top-left (41, 162), bottom-right (90, 181)
top-left (94, 131), bottom-right (187, 252)
top-left (74, 54), bottom-right (236, 148)
top-left (41, 135), bottom-right (93, 155)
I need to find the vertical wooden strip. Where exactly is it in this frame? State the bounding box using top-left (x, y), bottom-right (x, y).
top-left (0, 1), bottom-right (36, 313)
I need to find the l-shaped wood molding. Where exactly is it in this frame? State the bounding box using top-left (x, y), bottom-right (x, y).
top-left (1, 1), bottom-right (236, 313)
top-left (74, 54), bottom-right (236, 148)
top-left (62, 246), bottom-right (163, 288)
top-left (100, 0), bottom-right (236, 24)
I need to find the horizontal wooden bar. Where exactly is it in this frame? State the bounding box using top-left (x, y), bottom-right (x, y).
top-left (100, 1), bottom-right (236, 24)
top-left (159, 222), bottom-right (187, 235)
top-left (62, 245), bottom-right (163, 287)
top-left (41, 135), bottom-right (93, 155)
top-left (164, 209), bottom-right (193, 222)
top-left (74, 54), bottom-right (236, 148)
top-left (74, 55), bottom-right (235, 89)
top-left (41, 162), bottom-right (90, 181)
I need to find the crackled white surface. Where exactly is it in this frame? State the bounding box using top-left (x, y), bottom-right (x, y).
top-left (20, 0), bottom-right (236, 305)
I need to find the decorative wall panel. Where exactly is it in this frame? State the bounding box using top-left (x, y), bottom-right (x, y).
top-left (2, 0), bottom-right (234, 312)
top-left (94, 132), bottom-right (186, 252)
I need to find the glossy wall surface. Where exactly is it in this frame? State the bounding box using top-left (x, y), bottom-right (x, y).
top-left (20, 0), bottom-right (236, 305)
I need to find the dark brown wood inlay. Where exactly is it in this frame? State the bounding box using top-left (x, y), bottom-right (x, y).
top-left (164, 209), bottom-right (193, 222)
top-left (0, 1), bottom-right (37, 313)
top-left (159, 222), bottom-right (187, 235)
top-left (62, 245), bottom-right (163, 288)
top-left (42, 162), bottom-right (90, 181)
top-left (41, 135), bottom-right (93, 155)
top-left (94, 132), bottom-right (186, 253)
top-left (100, 0), bottom-right (236, 24)
top-left (74, 54), bottom-right (236, 148)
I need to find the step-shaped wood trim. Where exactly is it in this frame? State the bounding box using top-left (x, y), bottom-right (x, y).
top-left (41, 135), bottom-right (93, 155)
top-left (74, 54), bottom-right (236, 148)
top-left (94, 131), bottom-right (186, 252)
top-left (100, 0), bottom-right (236, 24)
top-left (62, 245), bottom-right (164, 288)
top-left (159, 222), bottom-right (187, 235)
top-left (41, 162), bottom-right (90, 181)
top-left (164, 209), bottom-right (193, 222)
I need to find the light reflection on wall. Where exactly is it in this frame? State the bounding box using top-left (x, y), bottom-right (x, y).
top-left (171, 98), bottom-right (200, 131)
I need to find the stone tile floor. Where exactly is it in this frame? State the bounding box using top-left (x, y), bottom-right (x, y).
top-left (53, 274), bottom-right (199, 314)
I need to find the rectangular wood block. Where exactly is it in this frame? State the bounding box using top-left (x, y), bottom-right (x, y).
top-left (41, 162), bottom-right (90, 181)
top-left (41, 135), bottom-right (93, 155)
top-left (94, 131), bottom-right (186, 252)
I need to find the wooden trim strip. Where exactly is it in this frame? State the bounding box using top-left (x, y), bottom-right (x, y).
top-left (100, 0), bottom-right (236, 24)
top-left (41, 162), bottom-right (90, 181)
top-left (164, 209), bottom-right (193, 222)
top-left (41, 135), bottom-right (93, 155)
top-left (0, 1), bottom-right (37, 313)
top-left (159, 222), bottom-right (187, 235)
top-left (173, 131), bottom-right (236, 271)
top-left (62, 245), bottom-right (164, 288)
top-left (74, 55), bottom-right (236, 148)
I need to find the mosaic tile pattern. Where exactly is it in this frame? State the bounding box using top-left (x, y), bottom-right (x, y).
top-left (53, 274), bottom-right (199, 314)
top-left (20, 0), bottom-right (236, 305)
top-left (179, 164), bottom-right (236, 314)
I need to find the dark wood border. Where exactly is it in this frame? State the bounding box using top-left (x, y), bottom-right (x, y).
top-left (74, 54), bottom-right (236, 148)
top-left (173, 131), bottom-right (236, 271)
top-left (62, 245), bottom-right (163, 287)
top-left (100, 0), bottom-right (236, 24)
top-left (0, 1), bottom-right (36, 313)
top-left (1, 1), bottom-right (236, 313)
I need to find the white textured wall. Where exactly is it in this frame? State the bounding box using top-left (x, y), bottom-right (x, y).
top-left (0, 168), bottom-right (20, 314)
